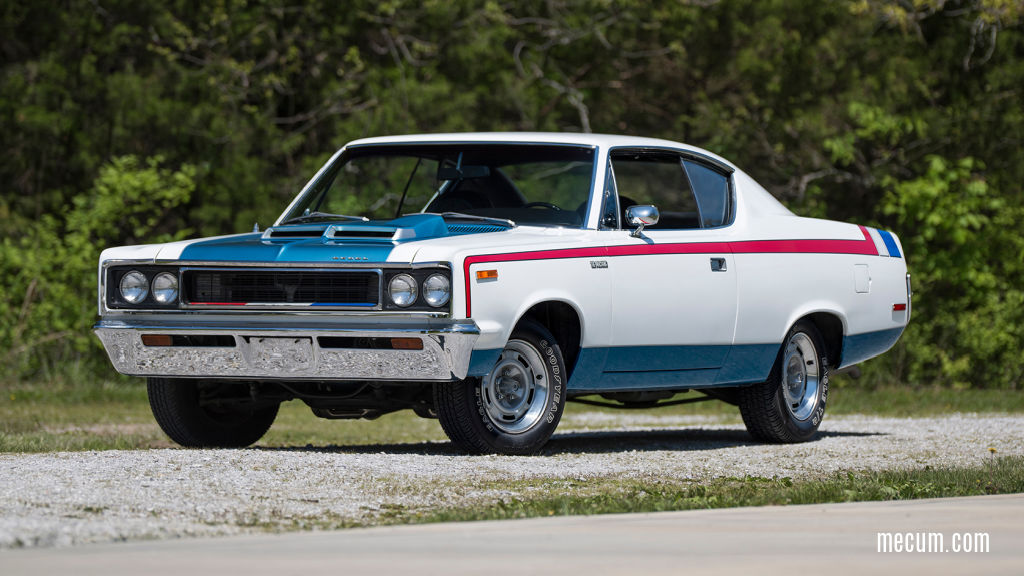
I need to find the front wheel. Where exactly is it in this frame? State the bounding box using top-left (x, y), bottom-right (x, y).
top-left (434, 319), bottom-right (566, 455)
top-left (147, 378), bottom-right (279, 448)
top-left (739, 320), bottom-right (830, 443)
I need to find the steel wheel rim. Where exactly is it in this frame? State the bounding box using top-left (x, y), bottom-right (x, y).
top-left (480, 340), bottom-right (549, 434)
top-left (781, 332), bottom-right (820, 421)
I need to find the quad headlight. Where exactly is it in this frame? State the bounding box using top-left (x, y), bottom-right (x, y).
top-left (152, 272), bottom-right (179, 304)
top-left (422, 273), bottom-right (451, 307)
top-left (118, 271), bottom-right (149, 304)
top-left (388, 274), bottom-right (418, 307)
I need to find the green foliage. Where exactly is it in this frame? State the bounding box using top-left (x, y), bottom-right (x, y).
top-left (0, 156), bottom-right (194, 377)
top-left (1, 0), bottom-right (1022, 387)
top-left (875, 155), bottom-right (1024, 387)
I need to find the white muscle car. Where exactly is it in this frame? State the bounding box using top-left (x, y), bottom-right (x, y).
top-left (95, 133), bottom-right (910, 455)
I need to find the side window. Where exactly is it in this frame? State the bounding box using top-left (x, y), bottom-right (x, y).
top-left (609, 152), bottom-right (700, 230)
top-left (683, 160), bottom-right (730, 228)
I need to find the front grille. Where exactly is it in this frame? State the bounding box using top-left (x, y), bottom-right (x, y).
top-left (183, 269), bottom-right (380, 307)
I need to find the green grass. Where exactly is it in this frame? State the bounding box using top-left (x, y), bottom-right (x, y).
top-left (827, 381), bottom-right (1024, 416)
top-left (217, 455), bottom-right (1024, 531)
top-left (1, 378), bottom-right (1022, 453)
top-left (413, 455), bottom-right (1024, 525)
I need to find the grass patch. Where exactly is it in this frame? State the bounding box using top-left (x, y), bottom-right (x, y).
top-left (1, 377), bottom-right (1022, 453)
top-left (827, 382), bottom-right (1024, 416)
top-left (413, 455), bottom-right (1024, 524)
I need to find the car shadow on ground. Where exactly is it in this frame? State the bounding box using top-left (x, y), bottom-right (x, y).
top-left (542, 428), bottom-right (883, 454)
top-left (256, 428), bottom-right (884, 456)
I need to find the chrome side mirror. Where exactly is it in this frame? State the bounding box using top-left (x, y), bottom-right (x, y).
top-left (626, 205), bottom-right (659, 238)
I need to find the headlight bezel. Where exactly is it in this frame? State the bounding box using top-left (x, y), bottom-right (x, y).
top-left (106, 266), bottom-right (181, 309)
top-left (381, 267), bottom-right (453, 312)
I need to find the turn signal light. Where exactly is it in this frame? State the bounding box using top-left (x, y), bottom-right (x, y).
top-left (141, 334), bottom-right (173, 347)
top-left (390, 338), bottom-right (424, 350)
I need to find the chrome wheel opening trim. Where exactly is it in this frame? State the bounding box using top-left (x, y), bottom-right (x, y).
top-left (480, 340), bottom-right (549, 434)
top-left (782, 332), bottom-right (820, 421)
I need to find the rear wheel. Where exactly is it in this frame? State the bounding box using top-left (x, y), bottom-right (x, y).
top-left (147, 378), bottom-right (279, 448)
top-left (739, 320), bottom-right (829, 443)
top-left (434, 319), bottom-right (566, 455)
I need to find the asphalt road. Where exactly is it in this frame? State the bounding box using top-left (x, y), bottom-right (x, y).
top-left (1, 494), bottom-right (1018, 575)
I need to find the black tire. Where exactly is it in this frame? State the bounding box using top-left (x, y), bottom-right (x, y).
top-left (147, 378), bottom-right (279, 448)
top-left (738, 320), bottom-right (830, 443)
top-left (434, 319), bottom-right (566, 455)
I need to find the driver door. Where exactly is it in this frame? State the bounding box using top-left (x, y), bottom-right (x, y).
top-left (598, 150), bottom-right (738, 389)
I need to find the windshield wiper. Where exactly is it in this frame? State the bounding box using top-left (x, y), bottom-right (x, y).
top-left (429, 212), bottom-right (516, 228)
top-left (279, 212), bottom-right (369, 225)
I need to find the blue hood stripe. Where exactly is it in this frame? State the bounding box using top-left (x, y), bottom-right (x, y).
top-left (178, 233), bottom-right (397, 263)
top-left (177, 214), bottom-right (504, 263)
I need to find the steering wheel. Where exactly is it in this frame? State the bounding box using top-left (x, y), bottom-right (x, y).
top-left (523, 201), bottom-right (562, 210)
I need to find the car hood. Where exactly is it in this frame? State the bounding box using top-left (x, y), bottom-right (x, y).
top-left (163, 213), bottom-right (510, 263)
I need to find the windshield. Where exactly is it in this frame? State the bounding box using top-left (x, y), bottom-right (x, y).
top-left (281, 144), bottom-right (596, 228)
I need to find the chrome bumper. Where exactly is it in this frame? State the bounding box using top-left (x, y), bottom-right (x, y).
top-left (94, 319), bottom-right (479, 381)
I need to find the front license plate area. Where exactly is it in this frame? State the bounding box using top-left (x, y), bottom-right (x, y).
top-left (249, 336), bottom-right (314, 374)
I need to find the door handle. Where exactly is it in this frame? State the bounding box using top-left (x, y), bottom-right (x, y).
top-left (710, 257), bottom-right (727, 272)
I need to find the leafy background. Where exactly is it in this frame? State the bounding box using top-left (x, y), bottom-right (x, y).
top-left (1, 0), bottom-right (1021, 388)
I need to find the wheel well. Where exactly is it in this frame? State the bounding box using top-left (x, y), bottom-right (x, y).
top-left (520, 301), bottom-right (582, 380)
top-left (804, 312), bottom-right (843, 368)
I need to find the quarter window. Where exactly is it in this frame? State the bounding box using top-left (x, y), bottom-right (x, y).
top-left (684, 160), bottom-right (730, 227)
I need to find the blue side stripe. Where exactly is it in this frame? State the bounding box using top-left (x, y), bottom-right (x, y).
top-left (878, 230), bottom-right (901, 258)
top-left (310, 302), bottom-right (376, 307)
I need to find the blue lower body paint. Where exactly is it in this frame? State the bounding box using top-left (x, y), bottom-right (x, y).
top-left (467, 327), bottom-right (904, 393)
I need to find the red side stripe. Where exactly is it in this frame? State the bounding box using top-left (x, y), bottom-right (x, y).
top-left (462, 225), bottom-right (878, 317)
top-left (731, 226), bottom-right (877, 256)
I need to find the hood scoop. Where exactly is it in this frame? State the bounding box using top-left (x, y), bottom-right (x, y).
top-left (326, 214), bottom-right (451, 243)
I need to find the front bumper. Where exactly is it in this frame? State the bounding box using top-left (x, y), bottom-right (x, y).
top-left (94, 319), bottom-right (479, 381)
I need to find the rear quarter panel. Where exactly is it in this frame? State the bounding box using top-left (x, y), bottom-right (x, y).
top-left (733, 215), bottom-right (908, 368)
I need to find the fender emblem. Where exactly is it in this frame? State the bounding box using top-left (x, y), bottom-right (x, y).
top-left (590, 260), bottom-right (608, 269)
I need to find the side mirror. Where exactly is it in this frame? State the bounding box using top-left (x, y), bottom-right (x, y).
top-left (626, 205), bottom-right (659, 238)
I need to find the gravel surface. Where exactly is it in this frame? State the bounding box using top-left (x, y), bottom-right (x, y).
top-left (1, 413), bottom-right (1021, 548)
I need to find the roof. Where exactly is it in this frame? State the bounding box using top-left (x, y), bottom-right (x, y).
top-left (345, 132), bottom-right (736, 171)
